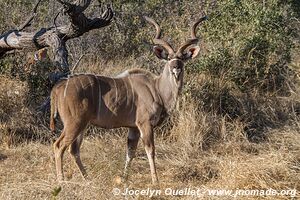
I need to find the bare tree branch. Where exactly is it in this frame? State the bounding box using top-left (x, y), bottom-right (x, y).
top-left (0, 0), bottom-right (114, 72)
top-left (56, 0), bottom-right (73, 11)
top-left (0, 0), bottom-right (114, 113)
top-left (18, 0), bottom-right (43, 31)
top-left (74, 0), bottom-right (92, 14)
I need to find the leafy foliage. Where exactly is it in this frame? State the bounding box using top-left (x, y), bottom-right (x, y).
top-left (194, 0), bottom-right (297, 93)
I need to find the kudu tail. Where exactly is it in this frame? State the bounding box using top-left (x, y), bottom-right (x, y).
top-left (50, 90), bottom-right (57, 134)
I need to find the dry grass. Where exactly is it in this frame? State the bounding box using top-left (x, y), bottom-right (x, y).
top-left (0, 60), bottom-right (300, 200)
top-left (0, 126), bottom-right (299, 199)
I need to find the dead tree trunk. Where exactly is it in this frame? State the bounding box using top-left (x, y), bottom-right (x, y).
top-left (0, 0), bottom-right (113, 75)
top-left (0, 0), bottom-right (113, 112)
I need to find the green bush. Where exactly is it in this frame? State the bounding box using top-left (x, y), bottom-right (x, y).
top-left (193, 0), bottom-right (297, 93)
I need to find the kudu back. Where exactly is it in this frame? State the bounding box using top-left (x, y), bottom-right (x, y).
top-left (50, 16), bottom-right (206, 184)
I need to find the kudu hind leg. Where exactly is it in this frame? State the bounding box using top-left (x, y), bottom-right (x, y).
top-left (54, 124), bottom-right (86, 181)
top-left (123, 128), bottom-right (140, 180)
top-left (53, 130), bottom-right (65, 152)
top-left (53, 130), bottom-right (67, 181)
top-left (69, 133), bottom-right (87, 179)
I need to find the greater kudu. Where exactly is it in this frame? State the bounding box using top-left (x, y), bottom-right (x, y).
top-left (50, 16), bottom-right (206, 184)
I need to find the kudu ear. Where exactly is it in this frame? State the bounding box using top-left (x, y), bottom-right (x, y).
top-left (184, 46), bottom-right (200, 60)
top-left (153, 46), bottom-right (168, 60)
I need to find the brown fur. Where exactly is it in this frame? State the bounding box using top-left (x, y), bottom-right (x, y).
top-left (50, 17), bottom-right (203, 184)
top-left (125, 68), bottom-right (157, 78)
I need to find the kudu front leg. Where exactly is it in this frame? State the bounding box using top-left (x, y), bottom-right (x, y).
top-left (123, 128), bottom-right (140, 181)
top-left (137, 123), bottom-right (159, 184)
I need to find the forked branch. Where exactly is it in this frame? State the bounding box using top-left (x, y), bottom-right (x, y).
top-left (0, 0), bottom-right (114, 112)
top-left (0, 0), bottom-right (114, 69)
top-left (18, 0), bottom-right (43, 31)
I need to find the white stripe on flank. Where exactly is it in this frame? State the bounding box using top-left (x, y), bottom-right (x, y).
top-left (87, 76), bottom-right (94, 104)
top-left (113, 79), bottom-right (118, 102)
top-left (128, 76), bottom-right (135, 114)
top-left (123, 79), bottom-right (129, 106)
top-left (78, 76), bottom-right (84, 90)
top-left (73, 77), bottom-right (80, 93)
top-left (63, 76), bottom-right (70, 98)
top-left (96, 75), bottom-right (102, 120)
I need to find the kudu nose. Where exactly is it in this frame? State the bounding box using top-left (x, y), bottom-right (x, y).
top-left (172, 68), bottom-right (181, 79)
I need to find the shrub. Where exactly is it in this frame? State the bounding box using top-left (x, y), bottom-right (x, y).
top-left (194, 0), bottom-right (297, 93)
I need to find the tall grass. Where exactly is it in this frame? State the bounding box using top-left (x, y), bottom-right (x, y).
top-left (0, 0), bottom-right (299, 199)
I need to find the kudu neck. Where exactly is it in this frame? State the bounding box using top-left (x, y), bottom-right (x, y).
top-left (156, 63), bottom-right (183, 112)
